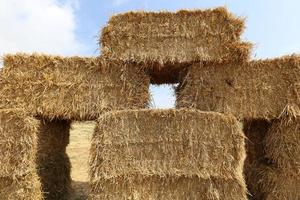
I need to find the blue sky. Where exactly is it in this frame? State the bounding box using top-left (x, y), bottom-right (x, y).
top-left (1, 0), bottom-right (300, 108)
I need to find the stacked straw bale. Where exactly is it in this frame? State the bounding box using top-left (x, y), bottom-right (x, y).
top-left (0, 109), bottom-right (42, 200)
top-left (177, 55), bottom-right (300, 119)
top-left (265, 105), bottom-right (300, 171)
top-left (37, 118), bottom-right (72, 200)
top-left (243, 105), bottom-right (300, 199)
top-left (89, 109), bottom-right (247, 200)
top-left (101, 7), bottom-right (251, 84)
top-left (0, 53), bottom-right (150, 120)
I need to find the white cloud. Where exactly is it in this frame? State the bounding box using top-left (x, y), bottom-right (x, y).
top-left (0, 0), bottom-right (83, 57)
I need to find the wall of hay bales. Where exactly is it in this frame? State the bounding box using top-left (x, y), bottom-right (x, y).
top-left (1, 6), bottom-right (300, 200)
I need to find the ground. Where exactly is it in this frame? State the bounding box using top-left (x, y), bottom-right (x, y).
top-left (67, 121), bottom-right (95, 200)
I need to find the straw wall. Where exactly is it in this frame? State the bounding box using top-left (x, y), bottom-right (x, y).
top-left (89, 109), bottom-right (247, 200)
top-left (176, 56), bottom-right (300, 119)
top-left (0, 109), bottom-right (42, 200)
top-left (0, 53), bottom-right (150, 120)
top-left (37, 118), bottom-right (71, 200)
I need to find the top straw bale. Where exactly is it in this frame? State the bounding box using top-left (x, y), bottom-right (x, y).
top-left (100, 7), bottom-right (252, 67)
top-left (0, 53), bottom-right (150, 120)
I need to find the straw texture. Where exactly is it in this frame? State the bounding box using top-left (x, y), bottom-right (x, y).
top-left (247, 164), bottom-right (300, 200)
top-left (0, 173), bottom-right (42, 200)
top-left (259, 166), bottom-right (300, 200)
top-left (101, 7), bottom-right (251, 66)
top-left (0, 109), bottom-right (42, 200)
top-left (37, 118), bottom-right (71, 200)
top-left (89, 109), bottom-right (247, 199)
top-left (243, 119), bottom-right (272, 200)
top-left (265, 105), bottom-right (300, 171)
top-left (0, 53), bottom-right (150, 120)
top-left (176, 55), bottom-right (300, 119)
top-left (243, 113), bottom-right (300, 200)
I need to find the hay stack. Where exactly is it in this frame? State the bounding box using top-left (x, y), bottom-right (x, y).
top-left (0, 109), bottom-right (42, 200)
top-left (89, 109), bottom-right (247, 200)
top-left (37, 118), bottom-right (72, 200)
top-left (0, 53), bottom-right (150, 120)
top-left (101, 7), bottom-right (251, 84)
top-left (176, 55), bottom-right (300, 119)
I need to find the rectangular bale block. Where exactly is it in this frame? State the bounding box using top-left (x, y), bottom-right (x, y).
top-left (89, 109), bottom-right (247, 199)
top-left (247, 164), bottom-right (300, 200)
top-left (0, 109), bottom-right (42, 200)
top-left (0, 173), bottom-right (42, 200)
top-left (0, 53), bottom-right (150, 120)
top-left (265, 105), bottom-right (300, 170)
top-left (0, 109), bottom-right (39, 177)
top-left (176, 56), bottom-right (300, 119)
top-left (90, 176), bottom-right (246, 200)
top-left (101, 7), bottom-right (251, 64)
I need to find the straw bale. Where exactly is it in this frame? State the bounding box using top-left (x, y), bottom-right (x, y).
top-left (259, 166), bottom-right (300, 200)
top-left (176, 55), bottom-right (300, 119)
top-left (0, 109), bottom-right (42, 199)
top-left (0, 108), bottom-right (39, 177)
top-left (0, 173), bottom-right (42, 200)
top-left (90, 176), bottom-right (247, 200)
top-left (37, 118), bottom-right (71, 200)
top-left (0, 53), bottom-right (150, 120)
top-left (265, 105), bottom-right (300, 171)
top-left (89, 109), bottom-right (247, 199)
top-left (101, 7), bottom-right (252, 67)
top-left (247, 164), bottom-right (300, 200)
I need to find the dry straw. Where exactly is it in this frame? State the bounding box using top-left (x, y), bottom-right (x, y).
top-left (0, 173), bottom-right (42, 200)
top-left (243, 110), bottom-right (300, 199)
top-left (242, 119), bottom-right (272, 200)
top-left (37, 118), bottom-right (72, 200)
top-left (89, 109), bottom-right (247, 200)
top-left (0, 53), bottom-right (150, 120)
top-left (265, 105), bottom-right (300, 171)
top-left (258, 165), bottom-right (300, 200)
top-left (176, 55), bottom-right (300, 119)
top-left (100, 7), bottom-right (252, 84)
top-left (0, 108), bottom-right (42, 200)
